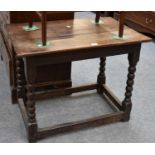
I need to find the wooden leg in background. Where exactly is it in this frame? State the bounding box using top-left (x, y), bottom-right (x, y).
top-left (122, 51), bottom-right (140, 121)
top-left (26, 85), bottom-right (38, 142)
top-left (41, 12), bottom-right (47, 46)
top-left (16, 58), bottom-right (37, 142)
top-left (119, 12), bottom-right (125, 38)
top-left (29, 20), bottom-right (33, 28)
top-left (97, 57), bottom-right (106, 94)
top-left (95, 11), bottom-right (101, 23)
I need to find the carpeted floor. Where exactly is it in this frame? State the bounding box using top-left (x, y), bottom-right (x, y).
top-left (0, 12), bottom-right (155, 143)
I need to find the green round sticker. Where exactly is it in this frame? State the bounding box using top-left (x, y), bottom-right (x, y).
top-left (112, 34), bottom-right (128, 40)
top-left (35, 41), bottom-right (53, 48)
top-left (23, 25), bottom-right (39, 31)
top-left (90, 19), bottom-right (104, 24)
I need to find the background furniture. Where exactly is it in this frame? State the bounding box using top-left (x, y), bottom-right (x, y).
top-left (0, 11), bottom-right (74, 104)
top-left (114, 12), bottom-right (155, 37)
top-left (27, 11), bottom-right (125, 46)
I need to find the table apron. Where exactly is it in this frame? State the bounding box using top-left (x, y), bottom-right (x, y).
top-left (24, 43), bottom-right (141, 66)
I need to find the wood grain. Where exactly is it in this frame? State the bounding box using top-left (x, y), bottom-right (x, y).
top-left (7, 17), bottom-right (151, 57)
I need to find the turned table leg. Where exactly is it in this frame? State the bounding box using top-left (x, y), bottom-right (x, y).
top-left (16, 58), bottom-right (38, 142)
top-left (97, 57), bottom-right (106, 94)
top-left (122, 50), bottom-right (140, 121)
top-left (26, 85), bottom-right (38, 142)
top-left (16, 58), bottom-right (26, 98)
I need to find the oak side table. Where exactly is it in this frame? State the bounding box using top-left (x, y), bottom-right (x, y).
top-left (7, 17), bottom-right (151, 142)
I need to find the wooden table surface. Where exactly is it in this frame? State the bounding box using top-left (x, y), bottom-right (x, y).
top-left (7, 17), bottom-right (151, 57)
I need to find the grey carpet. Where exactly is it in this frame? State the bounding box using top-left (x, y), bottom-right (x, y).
top-left (0, 12), bottom-right (155, 143)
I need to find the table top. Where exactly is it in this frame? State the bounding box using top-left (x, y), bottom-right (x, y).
top-left (7, 17), bottom-right (151, 57)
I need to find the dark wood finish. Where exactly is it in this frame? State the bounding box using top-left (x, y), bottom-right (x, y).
top-left (0, 11), bottom-right (74, 104)
top-left (34, 11), bottom-right (47, 46)
top-left (115, 11), bottom-right (155, 37)
top-left (95, 11), bottom-right (101, 23)
top-left (25, 11), bottom-right (124, 46)
top-left (8, 18), bottom-right (150, 57)
top-left (26, 85), bottom-right (38, 142)
top-left (7, 17), bottom-right (151, 142)
top-left (18, 97), bottom-right (123, 141)
top-left (34, 84), bottom-right (98, 100)
top-left (122, 50), bottom-right (140, 121)
top-left (119, 12), bottom-right (125, 37)
top-left (97, 57), bottom-right (106, 93)
top-left (16, 58), bottom-right (26, 98)
top-left (101, 84), bottom-right (122, 111)
top-left (26, 11), bottom-right (103, 45)
top-left (37, 111), bottom-right (124, 140)
top-left (10, 11), bottom-right (74, 23)
top-left (18, 99), bottom-right (29, 128)
top-left (41, 12), bottom-right (47, 46)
